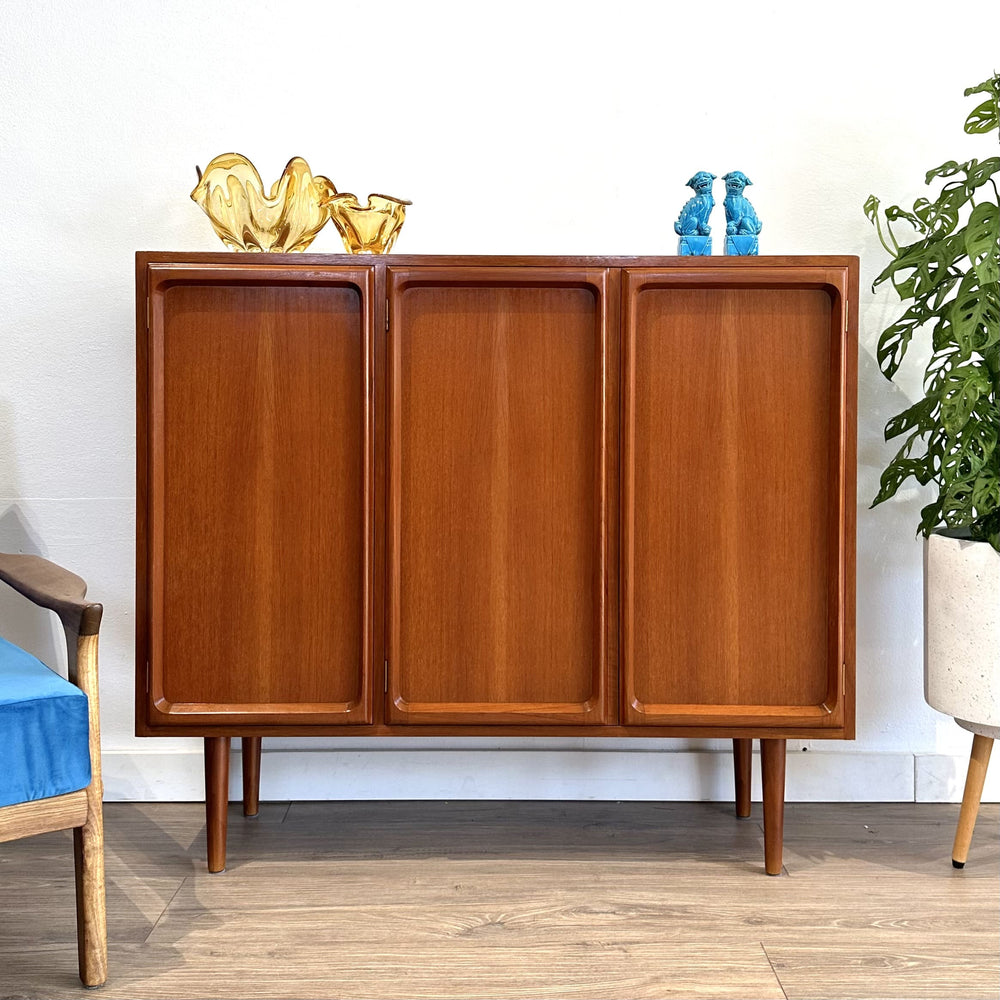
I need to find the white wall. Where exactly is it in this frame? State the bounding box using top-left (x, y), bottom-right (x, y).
top-left (1, 0), bottom-right (996, 803)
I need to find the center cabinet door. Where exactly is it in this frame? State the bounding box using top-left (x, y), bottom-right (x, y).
top-left (386, 267), bottom-right (614, 725)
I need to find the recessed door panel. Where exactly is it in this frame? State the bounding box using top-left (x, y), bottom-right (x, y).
top-left (622, 267), bottom-right (851, 728)
top-left (387, 268), bottom-right (611, 724)
top-left (146, 267), bottom-right (373, 725)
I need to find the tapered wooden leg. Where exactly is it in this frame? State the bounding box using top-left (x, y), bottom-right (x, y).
top-left (73, 632), bottom-right (107, 986)
top-left (242, 736), bottom-right (262, 818)
top-left (761, 738), bottom-right (786, 876)
top-left (74, 820), bottom-right (107, 987)
top-left (733, 738), bottom-right (752, 818)
top-left (952, 733), bottom-right (993, 869)
top-left (205, 736), bottom-right (231, 873)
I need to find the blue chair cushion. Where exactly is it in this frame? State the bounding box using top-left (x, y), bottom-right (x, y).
top-left (0, 635), bottom-right (91, 808)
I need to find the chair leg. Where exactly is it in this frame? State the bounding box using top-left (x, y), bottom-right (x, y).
top-left (952, 733), bottom-right (993, 869)
top-left (73, 630), bottom-right (107, 987)
top-left (733, 738), bottom-right (752, 818)
top-left (242, 737), bottom-right (262, 818)
top-left (761, 738), bottom-right (786, 876)
top-left (205, 737), bottom-right (231, 873)
top-left (73, 818), bottom-right (107, 987)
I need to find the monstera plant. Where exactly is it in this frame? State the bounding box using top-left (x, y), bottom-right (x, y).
top-left (865, 73), bottom-right (1000, 551)
top-left (865, 72), bottom-right (1000, 870)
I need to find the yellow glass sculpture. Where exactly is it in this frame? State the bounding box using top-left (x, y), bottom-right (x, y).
top-left (191, 153), bottom-right (336, 252)
top-left (325, 192), bottom-right (412, 254)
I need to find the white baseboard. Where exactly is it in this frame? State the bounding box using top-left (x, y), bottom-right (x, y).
top-left (915, 752), bottom-right (1000, 802)
top-left (99, 748), bottom-right (999, 803)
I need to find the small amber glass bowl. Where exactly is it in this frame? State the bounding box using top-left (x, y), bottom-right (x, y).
top-left (325, 193), bottom-right (412, 254)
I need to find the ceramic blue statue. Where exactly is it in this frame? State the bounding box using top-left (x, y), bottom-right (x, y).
top-left (674, 171), bottom-right (716, 256)
top-left (722, 170), bottom-right (762, 255)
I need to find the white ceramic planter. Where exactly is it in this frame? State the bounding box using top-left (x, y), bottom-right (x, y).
top-left (924, 530), bottom-right (1000, 738)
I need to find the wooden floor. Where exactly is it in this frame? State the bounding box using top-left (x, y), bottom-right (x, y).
top-left (0, 801), bottom-right (997, 1000)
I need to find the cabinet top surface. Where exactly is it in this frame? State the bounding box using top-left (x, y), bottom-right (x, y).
top-left (137, 251), bottom-right (859, 269)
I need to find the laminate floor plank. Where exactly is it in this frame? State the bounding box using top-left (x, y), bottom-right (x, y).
top-left (779, 802), bottom-right (1000, 879)
top-left (0, 875), bottom-right (185, 945)
top-left (0, 941), bottom-right (787, 1000)
top-left (0, 802), bottom-right (996, 1000)
top-left (764, 941), bottom-right (999, 1000)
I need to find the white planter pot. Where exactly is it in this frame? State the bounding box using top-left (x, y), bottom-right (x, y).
top-left (924, 530), bottom-right (1000, 738)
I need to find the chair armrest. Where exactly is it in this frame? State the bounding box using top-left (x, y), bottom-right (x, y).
top-left (0, 553), bottom-right (103, 640)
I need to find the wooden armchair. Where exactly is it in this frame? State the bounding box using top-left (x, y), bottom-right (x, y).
top-left (0, 553), bottom-right (107, 987)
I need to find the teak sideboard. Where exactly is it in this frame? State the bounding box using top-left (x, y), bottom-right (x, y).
top-left (136, 252), bottom-right (858, 874)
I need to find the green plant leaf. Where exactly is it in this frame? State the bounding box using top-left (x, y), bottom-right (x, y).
top-left (985, 340), bottom-right (1000, 373)
top-left (966, 202), bottom-right (1000, 286)
top-left (925, 343), bottom-right (961, 391)
top-left (926, 160), bottom-right (962, 183)
top-left (965, 97), bottom-right (999, 134)
top-left (884, 395), bottom-right (937, 441)
top-left (940, 405), bottom-right (998, 483)
top-left (940, 363), bottom-right (991, 434)
top-left (871, 232), bottom-right (959, 295)
top-left (969, 508), bottom-right (1000, 551)
top-left (979, 282), bottom-right (1000, 352)
top-left (872, 456), bottom-right (934, 507)
top-left (913, 196), bottom-right (958, 236)
top-left (934, 182), bottom-right (975, 227)
top-left (965, 76), bottom-right (1000, 99)
top-left (889, 202), bottom-right (930, 233)
top-left (964, 156), bottom-right (1000, 191)
top-left (923, 159), bottom-right (1000, 201)
top-left (872, 425), bottom-right (942, 507)
top-left (881, 237), bottom-right (962, 302)
top-left (972, 465), bottom-right (1000, 515)
top-left (918, 496), bottom-right (945, 536)
top-left (940, 479), bottom-right (977, 526)
top-left (864, 194), bottom-right (902, 256)
top-left (951, 272), bottom-right (1000, 355)
top-left (931, 275), bottom-right (959, 312)
top-left (931, 315), bottom-right (959, 356)
top-left (875, 300), bottom-right (933, 377)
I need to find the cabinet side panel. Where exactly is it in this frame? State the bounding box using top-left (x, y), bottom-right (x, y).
top-left (629, 286), bottom-right (832, 710)
top-left (154, 282), bottom-right (366, 713)
top-left (391, 282), bottom-right (603, 720)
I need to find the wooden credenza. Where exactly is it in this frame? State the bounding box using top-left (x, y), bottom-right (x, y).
top-left (136, 253), bottom-right (858, 874)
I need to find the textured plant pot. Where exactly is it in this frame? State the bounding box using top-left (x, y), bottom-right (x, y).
top-left (924, 530), bottom-right (1000, 738)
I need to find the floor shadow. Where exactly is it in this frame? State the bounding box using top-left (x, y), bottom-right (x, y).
top-left (220, 799), bottom-right (766, 870)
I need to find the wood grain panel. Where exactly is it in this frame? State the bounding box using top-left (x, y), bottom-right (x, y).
top-left (146, 269), bottom-right (373, 724)
top-left (0, 791), bottom-right (88, 843)
top-left (387, 268), bottom-right (610, 724)
top-left (622, 271), bottom-right (848, 727)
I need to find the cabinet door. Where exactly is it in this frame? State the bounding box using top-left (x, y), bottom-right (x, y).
top-left (387, 267), bottom-right (613, 725)
top-left (142, 264), bottom-right (374, 727)
top-left (621, 264), bottom-right (856, 730)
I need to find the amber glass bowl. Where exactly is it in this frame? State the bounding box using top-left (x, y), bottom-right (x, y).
top-left (191, 153), bottom-right (337, 253)
top-left (325, 192), bottom-right (412, 254)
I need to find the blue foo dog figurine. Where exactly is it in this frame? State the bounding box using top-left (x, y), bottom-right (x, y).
top-left (674, 171), bottom-right (716, 255)
top-left (722, 170), bottom-right (762, 255)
